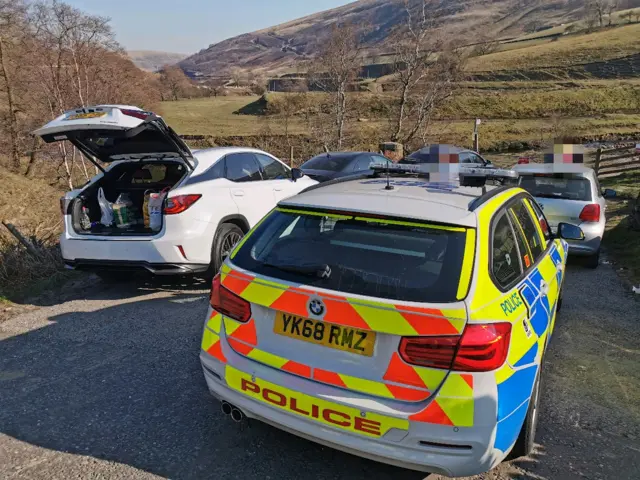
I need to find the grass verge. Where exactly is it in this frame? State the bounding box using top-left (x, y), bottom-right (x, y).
top-left (0, 167), bottom-right (68, 303)
top-left (600, 172), bottom-right (640, 286)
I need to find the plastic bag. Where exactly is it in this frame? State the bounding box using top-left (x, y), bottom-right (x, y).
top-left (113, 193), bottom-right (134, 229)
top-left (97, 188), bottom-right (114, 226)
top-left (147, 189), bottom-right (168, 232)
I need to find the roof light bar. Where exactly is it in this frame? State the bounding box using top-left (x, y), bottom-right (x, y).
top-left (370, 162), bottom-right (518, 187)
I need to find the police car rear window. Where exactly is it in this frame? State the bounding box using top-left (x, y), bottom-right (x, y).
top-left (518, 174), bottom-right (592, 202)
top-left (231, 209), bottom-right (467, 303)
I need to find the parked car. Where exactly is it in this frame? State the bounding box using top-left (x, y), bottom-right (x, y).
top-left (300, 151), bottom-right (391, 182)
top-left (200, 164), bottom-right (578, 476)
top-left (34, 105), bottom-right (316, 279)
top-left (400, 144), bottom-right (495, 168)
top-left (513, 163), bottom-right (614, 268)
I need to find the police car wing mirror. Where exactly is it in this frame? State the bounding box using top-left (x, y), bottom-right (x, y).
top-left (602, 188), bottom-right (617, 199)
top-left (558, 223), bottom-right (585, 241)
top-left (291, 168), bottom-right (304, 182)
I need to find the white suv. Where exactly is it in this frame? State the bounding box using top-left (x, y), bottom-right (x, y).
top-left (34, 105), bottom-right (316, 279)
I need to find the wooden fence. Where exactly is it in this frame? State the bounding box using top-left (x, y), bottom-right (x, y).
top-left (590, 143), bottom-right (640, 178)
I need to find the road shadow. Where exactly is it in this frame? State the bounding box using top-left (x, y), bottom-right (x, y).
top-left (17, 270), bottom-right (213, 309)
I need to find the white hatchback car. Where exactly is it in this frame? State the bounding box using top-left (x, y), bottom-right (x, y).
top-left (34, 105), bottom-right (316, 278)
top-left (513, 163), bottom-right (609, 268)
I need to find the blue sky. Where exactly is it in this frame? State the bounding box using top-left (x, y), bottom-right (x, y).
top-left (64, 0), bottom-right (354, 54)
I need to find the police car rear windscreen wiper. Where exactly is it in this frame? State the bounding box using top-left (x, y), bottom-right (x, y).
top-left (262, 261), bottom-right (332, 279)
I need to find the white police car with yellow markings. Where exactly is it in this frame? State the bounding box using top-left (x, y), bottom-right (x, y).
top-left (199, 160), bottom-right (582, 476)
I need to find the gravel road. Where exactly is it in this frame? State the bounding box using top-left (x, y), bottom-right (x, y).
top-left (1, 261), bottom-right (639, 480)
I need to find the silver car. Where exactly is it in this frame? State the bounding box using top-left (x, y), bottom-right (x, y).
top-left (513, 164), bottom-right (613, 269)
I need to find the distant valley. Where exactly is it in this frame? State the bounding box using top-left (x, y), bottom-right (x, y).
top-left (128, 50), bottom-right (188, 72)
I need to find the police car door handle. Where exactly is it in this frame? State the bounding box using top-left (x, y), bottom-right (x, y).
top-left (232, 190), bottom-right (245, 197)
top-left (273, 186), bottom-right (283, 192)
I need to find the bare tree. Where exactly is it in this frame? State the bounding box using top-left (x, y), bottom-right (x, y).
top-left (585, 0), bottom-right (614, 27)
top-left (26, 0), bottom-right (121, 188)
top-left (387, 0), bottom-right (466, 146)
top-left (275, 89), bottom-right (308, 149)
top-left (605, 0), bottom-right (618, 25)
top-left (0, 0), bottom-right (161, 186)
top-left (230, 67), bottom-right (245, 88)
top-left (0, 0), bottom-right (28, 172)
top-left (250, 74), bottom-right (269, 95)
top-left (308, 23), bottom-right (363, 150)
top-left (159, 65), bottom-right (191, 101)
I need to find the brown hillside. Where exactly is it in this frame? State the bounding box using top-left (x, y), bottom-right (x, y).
top-left (179, 0), bottom-right (633, 76)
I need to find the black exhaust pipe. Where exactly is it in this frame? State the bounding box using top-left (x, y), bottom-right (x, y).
top-left (231, 407), bottom-right (245, 423)
top-left (221, 401), bottom-right (232, 416)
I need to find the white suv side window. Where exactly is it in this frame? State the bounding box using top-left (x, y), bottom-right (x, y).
top-left (226, 153), bottom-right (263, 182)
top-left (255, 153), bottom-right (289, 180)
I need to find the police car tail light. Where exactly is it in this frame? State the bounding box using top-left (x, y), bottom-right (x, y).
top-left (579, 204), bottom-right (601, 223)
top-left (453, 323), bottom-right (512, 372)
top-left (399, 336), bottom-right (459, 370)
top-left (210, 274), bottom-right (251, 323)
top-left (398, 323), bottom-right (511, 372)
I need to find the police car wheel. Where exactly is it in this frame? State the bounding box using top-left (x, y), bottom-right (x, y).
top-left (509, 373), bottom-right (541, 460)
top-left (210, 223), bottom-right (244, 276)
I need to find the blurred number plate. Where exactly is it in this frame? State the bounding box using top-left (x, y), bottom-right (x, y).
top-left (65, 112), bottom-right (107, 121)
top-left (274, 312), bottom-right (375, 357)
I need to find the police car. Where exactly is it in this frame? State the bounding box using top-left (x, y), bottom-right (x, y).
top-left (199, 161), bottom-right (580, 476)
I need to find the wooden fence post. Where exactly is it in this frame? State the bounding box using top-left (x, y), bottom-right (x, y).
top-left (473, 118), bottom-right (481, 152)
top-left (594, 147), bottom-right (602, 176)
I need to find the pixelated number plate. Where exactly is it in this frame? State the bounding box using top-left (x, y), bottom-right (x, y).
top-left (65, 112), bottom-right (107, 121)
top-left (273, 312), bottom-right (375, 357)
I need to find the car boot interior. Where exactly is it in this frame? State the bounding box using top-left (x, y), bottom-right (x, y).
top-left (70, 160), bottom-right (188, 236)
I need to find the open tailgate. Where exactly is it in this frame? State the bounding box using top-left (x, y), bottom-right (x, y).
top-left (33, 105), bottom-right (194, 171)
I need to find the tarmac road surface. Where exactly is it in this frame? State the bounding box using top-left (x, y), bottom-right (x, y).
top-left (1, 261), bottom-right (639, 480)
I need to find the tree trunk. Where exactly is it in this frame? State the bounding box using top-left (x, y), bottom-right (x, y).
top-left (71, 49), bottom-right (85, 107)
top-left (0, 36), bottom-right (21, 172)
top-left (392, 79), bottom-right (411, 143)
top-left (24, 136), bottom-right (40, 177)
top-left (336, 87), bottom-right (347, 150)
top-left (59, 142), bottom-right (74, 190)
